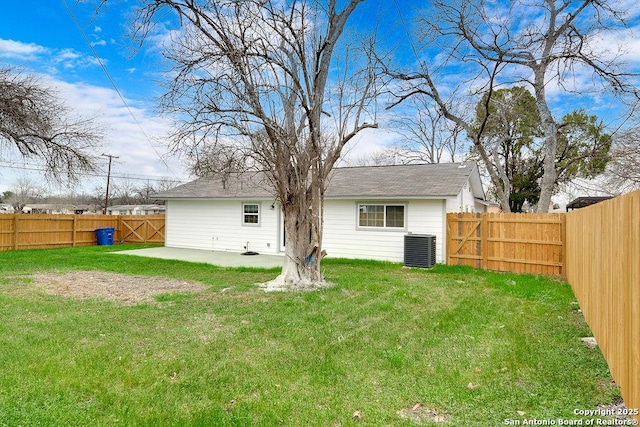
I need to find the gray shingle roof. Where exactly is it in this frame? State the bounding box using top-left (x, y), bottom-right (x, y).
top-left (155, 162), bottom-right (480, 200)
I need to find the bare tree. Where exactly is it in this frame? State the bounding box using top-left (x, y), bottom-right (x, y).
top-left (154, 178), bottom-right (183, 193)
top-left (125, 0), bottom-right (378, 289)
top-left (383, 0), bottom-right (637, 212)
top-left (8, 176), bottom-right (45, 212)
top-left (382, 60), bottom-right (513, 210)
top-left (598, 128), bottom-right (640, 194)
top-left (112, 179), bottom-right (138, 205)
top-left (389, 97), bottom-right (466, 164)
top-left (136, 181), bottom-right (158, 204)
top-left (0, 67), bottom-right (101, 182)
top-left (348, 147), bottom-right (400, 167)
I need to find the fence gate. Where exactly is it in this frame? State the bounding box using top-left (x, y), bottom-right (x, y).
top-left (118, 216), bottom-right (165, 244)
top-left (446, 213), bottom-right (484, 269)
top-left (446, 212), bottom-right (565, 276)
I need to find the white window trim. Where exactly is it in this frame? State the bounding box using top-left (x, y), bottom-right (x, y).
top-left (242, 202), bottom-right (261, 226)
top-left (356, 202), bottom-right (407, 231)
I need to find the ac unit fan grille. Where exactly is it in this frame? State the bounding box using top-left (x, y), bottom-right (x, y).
top-left (404, 234), bottom-right (436, 268)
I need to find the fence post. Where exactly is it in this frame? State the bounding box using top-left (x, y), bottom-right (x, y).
top-left (13, 215), bottom-right (19, 250)
top-left (560, 214), bottom-right (566, 276)
top-left (481, 213), bottom-right (488, 270)
top-left (72, 215), bottom-right (77, 247)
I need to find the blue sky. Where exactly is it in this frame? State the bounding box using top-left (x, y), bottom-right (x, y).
top-left (0, 0), bottom-right (411, 194)
top-left (1, 0), bottom-right (639, 198)
top-left (0, 0), bottom-right (181, 194)
top-left (0, 1), bottom-right (159, 100)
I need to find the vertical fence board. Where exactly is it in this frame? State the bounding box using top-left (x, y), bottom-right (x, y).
top-left (447, 212), bottom-right (565, 276)
top-left (0, 214), bottom-right (165, 251)
top-left (449, 203), bottom-right (638, 414)
top-left (565, 190), bottom-right (640, 417)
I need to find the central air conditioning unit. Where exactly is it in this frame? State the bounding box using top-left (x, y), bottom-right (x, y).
top-left (404, 234), bottom-right (436, 268)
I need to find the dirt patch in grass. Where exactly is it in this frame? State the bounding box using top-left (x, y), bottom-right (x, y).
top-left (31, 271), bottom-right (207, 305)
top-left (397, 404), bottom-right (450, 424)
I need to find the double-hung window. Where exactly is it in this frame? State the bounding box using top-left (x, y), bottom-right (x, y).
top-left (243, 203), bottom-right (260, 225)
top-left (358, 204), bottom-right (405, 229)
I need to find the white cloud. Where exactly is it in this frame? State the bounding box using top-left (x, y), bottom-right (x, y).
top-left (0, 38), bottom-right (47, 60)
top-left (339, 127), bottom-right (400, 166)
top-left (51, 78), bottom-right (186, 175)
top-left (0, 74), bottom-right (189, 194)
top-left (0, 38), bottom-right (103, 73)
top-left (55, 49), bottom-right (81, 62)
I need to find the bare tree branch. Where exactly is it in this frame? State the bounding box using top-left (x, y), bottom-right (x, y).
top-left (0, 67), bottom-right (101, 182)
top-left (384, 0), bottom-right (638, 212)
top-left (121, 0), bottom-right (379, 288)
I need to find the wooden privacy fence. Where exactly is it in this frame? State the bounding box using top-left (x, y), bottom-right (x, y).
top-left (0, 214), bottom-right (165, 251)
top-left (447, 197), bottom-right (640, 416)
top-left (446, 212), bottom-right (566, 276)
top-left (565, 190), bottom-right (640, 416)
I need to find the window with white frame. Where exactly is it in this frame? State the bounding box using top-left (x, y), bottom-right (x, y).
top-left (358, 204), bottom-right (405, 229)
top-left (242, 203), bottom-right (260, 225)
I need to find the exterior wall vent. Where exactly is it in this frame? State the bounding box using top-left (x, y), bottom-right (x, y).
top-left (404, 234), bottom-right (436, 268)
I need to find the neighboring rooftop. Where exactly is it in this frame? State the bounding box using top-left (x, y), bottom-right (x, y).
top-left (566, 196), bottom-right (613, 211)
top-left (154, 162), bottom-right (482, 200)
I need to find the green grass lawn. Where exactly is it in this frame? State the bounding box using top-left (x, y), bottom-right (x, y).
top-left (0, 245), bottom-right (620, 426)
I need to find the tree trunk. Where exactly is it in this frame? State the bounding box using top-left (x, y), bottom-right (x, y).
top-left (260, 191), bottom-right (329, 292)
top-left (535, 82), bottom-right (558, 213)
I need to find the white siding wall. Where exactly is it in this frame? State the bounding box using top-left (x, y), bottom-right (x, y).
top-left (166, 197), bottom-right (458, 263)
top-left (165, 199), bottom-right (279, 254)
top-left (322, 199), bottom-right (446, 263)
top-left (445, 179), bottom-right (477, 213)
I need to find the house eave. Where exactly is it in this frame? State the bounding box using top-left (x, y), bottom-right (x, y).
top-left (161, 194), bottom-right (461, 201)
top-left (326, 194), bottom-right (459, 200)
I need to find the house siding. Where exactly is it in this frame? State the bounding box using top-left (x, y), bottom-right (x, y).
top-left (445, 178), bottom-right (481, 213)
top-left (322, 199), bottom-right (446, 263)
top-left (165, 199), bottom-right (280, 254)
top-left (158, 162), bottom-right (490, 264)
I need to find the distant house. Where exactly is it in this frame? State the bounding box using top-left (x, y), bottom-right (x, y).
top-left (20, 204), bottom-right (100, 215)
top-left (155, 162), bottom-right (488, 264)
top-left (22, 204), bottom-right (71, 214)
top-left (106, 204), bottom-right (166, 215)
top-left (73, 205), bottom-right (101, 215)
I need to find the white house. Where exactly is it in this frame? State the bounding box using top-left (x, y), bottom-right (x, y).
top-left (106, 204), bottom-right (166, 215)
top-left (154, 162), bottom-right (488, 264)
top-left (0, 204), bottom-right (14, 214)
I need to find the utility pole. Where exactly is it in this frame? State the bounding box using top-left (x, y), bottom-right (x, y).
top-left (102, 154), bottom-right (119, 214)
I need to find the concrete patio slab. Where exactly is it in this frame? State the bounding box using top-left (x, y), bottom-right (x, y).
top-left (114, 247), bottom-right (284, 269)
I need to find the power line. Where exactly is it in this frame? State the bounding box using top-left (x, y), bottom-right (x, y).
top-left (392, 0), bottom-right (426, 75)
top-left (60, 0), bottom-right (185, 185)
top-left (0, 160), bottom-right (180, 183)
